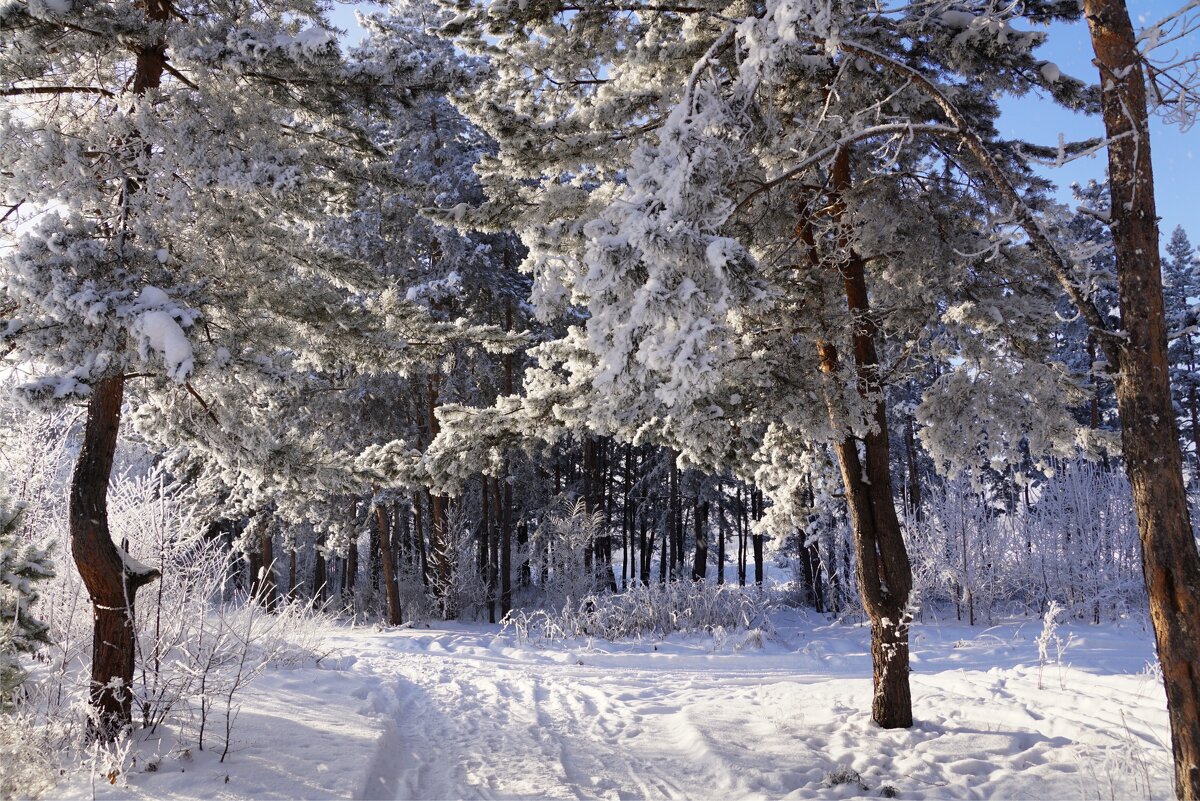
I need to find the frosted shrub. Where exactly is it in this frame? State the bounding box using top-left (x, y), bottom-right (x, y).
top-left (504, 580), bottom-right (773, 642)
top-left (0, 499), bottom-right (54, 709)
top-left (527, 498), bottom-right (609, 611)
top-left (1036, 600), bottom-right (1073, 690)
top-left (821, 765), bottom-right (868, 791)
top-left (442, 504), bottom-right (489, 620)
top-left (8, 464), bottom-right (336, 793)
top-left (0, 711), bottom-right (72, 799)
top-left (1076, 711), bottom-right (1168, 801)
top-left (905, 459), bottom-right (1143, 623)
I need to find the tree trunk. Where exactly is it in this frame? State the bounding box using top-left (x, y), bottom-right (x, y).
top-left (807, 148), bottom-right (914, 729)
top-left (490, 478), bottom-right (501, 621)
top-left (904, 417), bottom-right (922, 519)
top-left (501, 474), bottom-right (513, 618)
top-left (482, 476), bottom-right (495, 623)
top-left (425, 376), bottom-right (452, 607)
top-left (312, 533), bottom-right (328, 605)
top-left (668, 457), bottom-right (679, 581)
top-left (249, 524), bottom-right (278, 611)
top-left (501, 304), bottom-right (515, 614)
top-left (1190, 378), bottom-right (1200, 485)
top-left (517, 522), bottom-right (530, 588)
top-left (288, 547), bottom-right (297, 601)
top-left (752, 488), bottom-right (765, 586)
top-left (373, 488), bottom-right (402, 626)
top-left (737, 484), bottom-right (748, 586)
top-left (662, 510), bottom-right (672, 585)
top-left (692, 500), bottom-right (709, 580)
top-left (412, 493), bottom-right (428, 587)
top-left (583, 438), bottom-right (596, 576)
top-left (1084, 3), bottom-right (1200, 795)
top-left (716, 487), bottom-right (726, 585)
top-left (345, 500), bottom-right (359, 610)
top-left (68, 0), bottom-right (171, 740)
top-left (70, 375), bottom-right (160, 739)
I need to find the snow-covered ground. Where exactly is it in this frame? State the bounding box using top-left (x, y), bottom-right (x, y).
top-left (63, 609), bottom-right (1173, 800)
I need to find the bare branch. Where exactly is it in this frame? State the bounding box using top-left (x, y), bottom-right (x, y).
top-left (1, 85), bottom-right (115, 98)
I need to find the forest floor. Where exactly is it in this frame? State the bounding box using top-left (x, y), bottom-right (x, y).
top-left (64, 607), bottom-right (1174, 800)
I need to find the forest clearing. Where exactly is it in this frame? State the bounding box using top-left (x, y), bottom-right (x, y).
top-left (2, 0), bottom-right (1200, 797)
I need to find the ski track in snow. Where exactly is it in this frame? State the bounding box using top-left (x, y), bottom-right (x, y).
top-left (347, 614), bottom-right (1173, 801)
top-left (63, 612), bottom-right (1171, 800)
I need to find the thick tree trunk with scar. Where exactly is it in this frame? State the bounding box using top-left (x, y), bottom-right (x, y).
top-left (70, 376), bottom-right (161, 739)
top-left (1083, 2), bottom-right (1200, 796)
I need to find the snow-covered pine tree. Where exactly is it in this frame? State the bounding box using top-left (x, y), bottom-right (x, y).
top-left (437, 0), bottom-right (1094, 729)
top-left (0, 0), bottom-right (475, 735)
top-left (1163, 225), bottom-right (1200, 474)
top-left (0, 498), bottom-right (53, 710)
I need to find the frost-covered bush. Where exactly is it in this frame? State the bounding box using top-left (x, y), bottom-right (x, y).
top-left (4, 456), bottom-right (336, 793)
top-left (441, 503), bottom-right (490, 621)
top-left (905, 459), bottom-right (1143, 623)
top-left (504, 580), bottom-right (773, 642)
top-left (0, 710), bottom-right (74, 799)
top-left (525, 497), bottom-right (609, 611)
top-left (0, 499), bottom-right (53, 709)
top-left (821, 765), bottom-right (869, 791)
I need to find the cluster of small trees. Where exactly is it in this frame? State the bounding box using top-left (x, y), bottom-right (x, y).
top-left (4, 0), bottom-right (1200, 797)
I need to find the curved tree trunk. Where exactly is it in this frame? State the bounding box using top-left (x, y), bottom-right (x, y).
top-left (70, 375), bottom-right (160, 739)
top-left (68, 0), bottom-right (171, 740)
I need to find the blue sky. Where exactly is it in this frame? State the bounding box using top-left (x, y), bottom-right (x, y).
top-left (1001, 2), bottom-right (1199, 242)
top-left (330, 2), bottom-right (1200, 245)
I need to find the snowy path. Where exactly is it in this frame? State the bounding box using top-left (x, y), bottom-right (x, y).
top-left (350, 617), bottom-right (1174, 801)
top-left (64, 613), bottom-right (1173, 800)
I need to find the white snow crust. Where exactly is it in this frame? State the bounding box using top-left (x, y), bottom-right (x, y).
top-left (56, 610), bottom-right (1172, 800)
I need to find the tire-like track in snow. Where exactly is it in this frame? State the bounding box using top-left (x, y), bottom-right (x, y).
top-left (359, 625), bottom-right (1172, 801)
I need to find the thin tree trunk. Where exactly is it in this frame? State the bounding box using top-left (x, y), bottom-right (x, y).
top-left (752, 488), bottom-right (764, 586)
top-left (369, 506), bottom-right (382, 593)
top-left (345, 499), bottom-right (359, 610)
top-left (904, 417), bottom-right (922, 520)
top-left (622, 443), bottom-right (632, 590)
top-left (737, 484), bottom-right (748, 586)
top-left (692, 500), bottom-right (709, 580)
top-left (288, 547), bottom-right (297, 601)
top-left (517, 522), bottom-right (530, 588)
top-left (1084, 3), bottom-right (1200, 795)
top-left (501, 473), bottom-right (513, 617)
top-left (312, 532), bottom-right (328, 605)
top-left (426, 376), bottom-right (451, 607)
top-left (662, 503), bottom-right (672, 585)
top-left (501, 303), bottom-right (515, 614)
top-left (482, 476), bottom-right (495, 623)
top-left (583, 438), bottom-right (595, 576)
top-left (255, 525), bottom-right (278, 611)
top-left (716, 486), bottom-right (726, 585)
top-left (1190, 377), bottom-right (1200, 485)
top-left (373, 487), bottom-right (402, 626)
top-left (668, 457), bottom-right (679, 581)
top-left (412, 492), bottom-right (428, 589)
